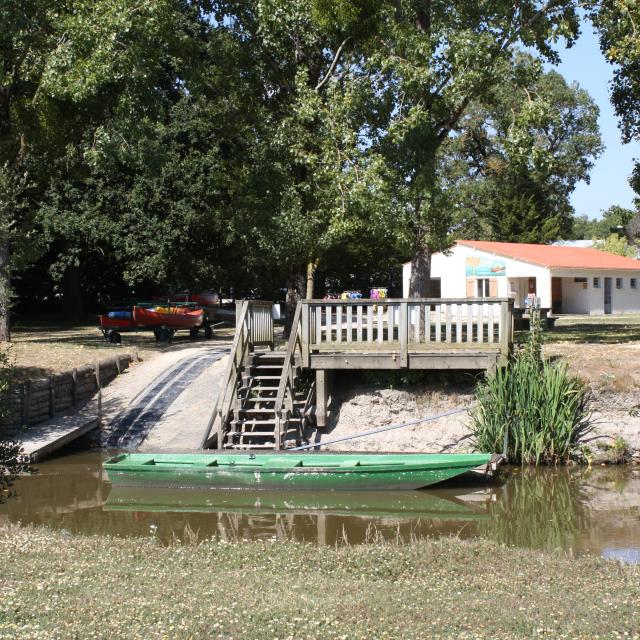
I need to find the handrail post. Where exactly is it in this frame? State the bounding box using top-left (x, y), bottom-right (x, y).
top-left (399, 301), bottom-right (408, 367)
top-left (275, 412), bottom-right (282, 450)
top-left (301, 302), bottom-right (310, 368)
top-left (216, 410), bottom-right (223, 451)
top-left (500, 300), bottom-right (512, 359)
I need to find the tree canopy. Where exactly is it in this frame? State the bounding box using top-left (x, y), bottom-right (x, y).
top-left (1, 1), bottom-right (631, 335)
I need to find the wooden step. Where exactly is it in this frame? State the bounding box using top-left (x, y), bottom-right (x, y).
top-left (245, 397), bottom-right (277, 403)
top-left (224, 444), bottom-right (275, 449)
top-left (241, 409), bottom-right (278, 416)
top-left (234, 431), bottom-right (276, 438)
top-left (238, 386), bottom-right (278, 395)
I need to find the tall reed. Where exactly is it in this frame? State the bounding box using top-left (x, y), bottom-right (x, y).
top-left (472, 312), bottom-right (591, 464)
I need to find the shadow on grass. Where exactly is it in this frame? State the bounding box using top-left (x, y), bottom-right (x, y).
top-left (544, 323), bottom-right (640, 344)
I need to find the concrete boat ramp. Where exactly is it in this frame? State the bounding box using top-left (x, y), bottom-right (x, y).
top-left (20, 345), bottom-right (230, 461)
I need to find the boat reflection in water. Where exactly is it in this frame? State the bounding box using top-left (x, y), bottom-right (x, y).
top-left (104, 485), bottom-right (491, 544)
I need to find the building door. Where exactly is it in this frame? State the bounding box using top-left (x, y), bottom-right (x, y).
top-left (551, 277), bottom-right (563, 314)
top-left (604, 277), bottom-right (612, 314)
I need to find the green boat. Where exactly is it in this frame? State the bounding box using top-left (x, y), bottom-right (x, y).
top-left (103, 452), bottom-right (493, 491)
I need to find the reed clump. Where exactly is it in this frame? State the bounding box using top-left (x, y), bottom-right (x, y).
top-left (472, 310), bottom-right (591, 464)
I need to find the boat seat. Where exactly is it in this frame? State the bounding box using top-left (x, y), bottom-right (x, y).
top-left (340, 460), bottom-right (361, 467)
top-left (266, 459), bottom-right (303, 468)
top-left (193, 459), bottom-right (218, 467)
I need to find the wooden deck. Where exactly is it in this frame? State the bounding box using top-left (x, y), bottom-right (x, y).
top-left (300, 298), bottom-right (513, 370)
top-left (201, 297), bottom-right (515, 449)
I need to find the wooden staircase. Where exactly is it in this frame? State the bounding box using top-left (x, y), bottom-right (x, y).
top-left (201, 300), bottom-right (314, 451)
top-left (223, 351), bottom-right (307, 449)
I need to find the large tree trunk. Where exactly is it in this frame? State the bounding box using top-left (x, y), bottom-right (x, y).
top-left (0, 236), bottom-right (11, 342)
top-left (305, 258), bottom-right (318, 300)
top-left (62, 264), bottom-right (83, 319)
top-left (408, 245), bottom-right (438, 298)
top-left (283, 268), bottom-right (305, 338)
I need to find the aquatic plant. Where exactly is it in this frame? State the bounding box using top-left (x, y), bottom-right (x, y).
top-left (480, 468), bottom-right (591, 551)
top-left (472, 311), bottom-right (591, 464)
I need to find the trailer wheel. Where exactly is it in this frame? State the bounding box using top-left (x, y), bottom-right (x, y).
top-left (155, 327), bottom-right (172, 343)
top-left (204, 324), bottom-right (213, 339)
top-left (189, 327), bottom-right (200, 338)
top-left (107, 330), bottom-right (122, 345)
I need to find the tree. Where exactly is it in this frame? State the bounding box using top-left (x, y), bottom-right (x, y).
top-left (0, 0), bottom-right (181, 337)
top-left (592, 1), bottom-right (640, 146)
top-left (446, 58), bottom-right (602, 243)
top-left (366, 0), bottom-right (583, 295)
top-left (572, 205), bottom-right (636, 240)
top-left (596, 233), bottom-right (637, 258)
top-left (211, 0), bottom-right (393, 322)
top-left (592, 2), bottom-right (640, 219)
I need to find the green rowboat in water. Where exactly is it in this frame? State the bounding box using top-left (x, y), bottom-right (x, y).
top-left (103, 452), bottom-right (492, 491)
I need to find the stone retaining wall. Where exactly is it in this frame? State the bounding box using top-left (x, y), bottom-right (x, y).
top-left (1, 355), bottom-right (133, 438)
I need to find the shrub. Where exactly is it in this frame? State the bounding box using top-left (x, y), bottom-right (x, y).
top-left (472, 312), bottom-right (591, 464)
top-left (0, 347), bottom-right (30, 502)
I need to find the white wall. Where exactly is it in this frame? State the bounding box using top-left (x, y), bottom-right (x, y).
top-left (412, 244), bottom-right (551, 306)
top-left (560, 278), bottom-right (590, 314)
top-left (551, 269), bottom-right (640, 314)
top-left (402, 262), bottom-right (411, 298)
top-left (611, 275), bottom-right (640, 313)
top-left (403, 247), bottom-right (640, 313)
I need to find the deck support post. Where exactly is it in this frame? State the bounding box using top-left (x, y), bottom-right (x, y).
top-left (399, 302), bottom-right (408, 367)
top-left (316, 369), bottom-right (330, 428)
top-left (301, 303), bottom-right (310, 368)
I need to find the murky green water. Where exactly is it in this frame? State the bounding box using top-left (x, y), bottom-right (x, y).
top-left (2, 452), bottom-right (640, 562)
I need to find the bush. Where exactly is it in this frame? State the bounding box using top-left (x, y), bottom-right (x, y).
top-left (0, 347), bottom-right (30, 502)
top-left (471, 312), bottom-right (591, 464)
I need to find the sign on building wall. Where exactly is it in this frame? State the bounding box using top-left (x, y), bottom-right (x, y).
top-left (465, 256), bottom-right (506, 277)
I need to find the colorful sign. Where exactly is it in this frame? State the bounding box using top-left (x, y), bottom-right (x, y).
top-left (465, 256), bottom-right (506, 277)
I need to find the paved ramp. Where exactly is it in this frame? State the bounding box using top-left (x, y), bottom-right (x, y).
top-left (103, 348), bottom-right (227, 450)
top-left (19, 345), bottom-right (230, 461)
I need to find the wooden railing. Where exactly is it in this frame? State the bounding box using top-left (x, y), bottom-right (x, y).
top-left (300, 298), bottom-right (513, 365)
top-left (274, 302), bottom-right (303, 449)
top-left (201, 300), bottom-right (274, 449)
top-left (242, 299), bottom-right (274, 348)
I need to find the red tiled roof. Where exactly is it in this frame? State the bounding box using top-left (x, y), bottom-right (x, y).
top-left (457, 240), bottom-right (640, 270)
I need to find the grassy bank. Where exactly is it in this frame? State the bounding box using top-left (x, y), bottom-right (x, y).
top-left (0, 526), bottom-right (638, 639)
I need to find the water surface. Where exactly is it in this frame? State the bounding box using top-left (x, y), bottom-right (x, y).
top-left (2, 452), bottom-right (639, 562)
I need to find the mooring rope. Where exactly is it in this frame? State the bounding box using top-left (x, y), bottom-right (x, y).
top-left (289, 406), bottom-right (472, 452)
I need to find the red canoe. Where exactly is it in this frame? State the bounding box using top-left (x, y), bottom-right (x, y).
top-left (132, 306), bottom-right (204, 329)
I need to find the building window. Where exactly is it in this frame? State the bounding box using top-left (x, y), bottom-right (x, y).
top-left (631, 278), bottom-right (637, 289)
top-left (593, 278), bottom-right (600, 288)
top-left (616, 278), bottom-right (623, 289)
top-left (476, 278), bottom-right (490, 297)
top-left (574, 277), bottom-right (587, 283)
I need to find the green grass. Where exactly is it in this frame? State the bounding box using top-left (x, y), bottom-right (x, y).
top-left (543, 314), bottom-right (640, 344)
top-left (0, 525), bottom-right (639, 639)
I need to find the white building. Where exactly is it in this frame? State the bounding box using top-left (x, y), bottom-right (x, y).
top-left (403, 240), bottom-right (640, 315)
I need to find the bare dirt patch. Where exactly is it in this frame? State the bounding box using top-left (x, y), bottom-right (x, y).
top-left (4, 318), bottom-right (235, 381)
top-left (322, 374), bottom-right (478, 453)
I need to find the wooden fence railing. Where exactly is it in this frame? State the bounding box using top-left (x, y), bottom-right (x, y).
top-left (300, 298), bottom-right (513, 366)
